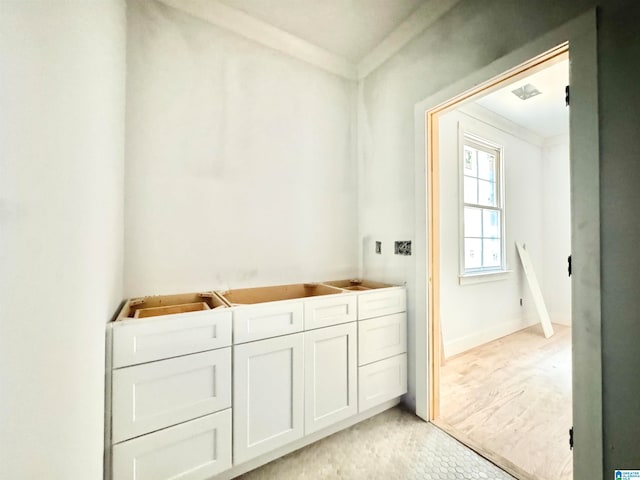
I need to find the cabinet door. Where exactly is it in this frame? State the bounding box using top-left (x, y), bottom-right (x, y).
top-left (358, 313), bottom-right (407, 365)
top-left (112, 409), bottom-right (231, 480)
top-left (304, 322), bottom-right (357, 434)
top-left (112, 348), bottom-right (231, 443)
top-left (233, 333), bottom-right (304, 464)
top-left (359, 353), bottom-right (407, 412)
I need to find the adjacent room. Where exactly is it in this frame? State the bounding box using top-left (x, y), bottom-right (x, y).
top-left (434, 58), bottom-right (573, 480)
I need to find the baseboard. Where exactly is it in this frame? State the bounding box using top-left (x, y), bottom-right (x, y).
top-left (550, 313), bottom-right (571, 326)
top-left (444, 317), bottom-right (537, 358)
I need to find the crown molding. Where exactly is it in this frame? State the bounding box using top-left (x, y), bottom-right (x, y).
top-left (458, 103), bottom-right (546, 147)
top-left (157, 0), bottom-right (461, 83)
top-left (157, 0), bottom-right (358, 80)
top-left (357, 0), bottom-right (461, 79)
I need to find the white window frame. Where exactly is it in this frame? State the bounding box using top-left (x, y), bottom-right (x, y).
top-left (458, 127), bottom-right (507, 281)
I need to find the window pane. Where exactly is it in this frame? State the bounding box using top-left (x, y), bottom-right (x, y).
top-left (483, 239), bottom-right (502, 268)
top-left (462, 137), bottom-right (503, 274)
top-left (463, 146), bottom-right (477, 176)
top-left (478, 179), bottom-right (496, 206)
top-left (482, 209), bottom-right (500, 238)
top-left (464, 207), bottom-right (482, 237)
top-left (477, 150), bottom-right (496, 181)
top-left (465, 238), bottom-right (482, 270)
top-left (463, 176), bottom-right (478, 204)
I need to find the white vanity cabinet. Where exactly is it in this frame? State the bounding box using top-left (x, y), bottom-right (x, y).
top-left (233, 333), bottom-right (304, 464)
top-left (350, 286), bottom-right (408, 412)
top-left (106, 291), bottom-right (233, 480)
top-left (304, 322), bottom-right (358, 434)
top-left (107, 282), bottom-right (407, 480)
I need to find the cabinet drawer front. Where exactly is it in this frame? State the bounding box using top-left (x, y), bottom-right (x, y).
top-left (233, 334), bottom-right (304, 463)
top-left (304, 294), bottom-right (356, 330)
top-left (358, 313), bottom-right (407, 366)
top-left (357, 288), bottom-right (406, 320)
top-left (358, 354), bottom-right (407, 412)
top-left (112, 310), bottom-right (232, 368)
top-left (112, 409), bottom-right (231, 480)
top-left (112, 349), bottom-right (231, 443)
top-left (233, 301), bottom-right (303, 344)
top-left (304, 323), bottom-right (358, 434)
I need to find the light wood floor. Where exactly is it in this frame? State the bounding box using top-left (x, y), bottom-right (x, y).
top-left (439, 324), bottom-right (572, 480)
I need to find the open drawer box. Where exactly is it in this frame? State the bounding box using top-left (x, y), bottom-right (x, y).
top-left (116, 291), bottom-right (228, 320)
top-left (110, 291), bottom-right (231, 368)
top-left (322, 279), bottom-right (396, 291)
top-left (215, 283), bottom-right (344, 305)
top-left (322, 279), bottom-right (406, 320)
top-left (216, 283), bottom-right (354, 342)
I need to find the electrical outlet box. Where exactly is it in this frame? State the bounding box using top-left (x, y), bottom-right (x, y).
top-left (394, 241), bottom-right (411, 256)
top-left (375, 241), bottom-right (382, 254)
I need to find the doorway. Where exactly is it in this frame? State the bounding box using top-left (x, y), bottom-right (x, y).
top-left (430, 51), bottom-right (572, 480)
top-left (416, 36), bottom-right (601, 478)
top-left (413, 11), bottom-right (601, 480)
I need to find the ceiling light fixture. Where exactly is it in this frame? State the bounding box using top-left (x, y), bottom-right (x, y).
top-left (512, 83), bottom-right (542, 100)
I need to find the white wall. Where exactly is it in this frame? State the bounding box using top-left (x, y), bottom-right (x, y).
top-left (0, 1), bottom-right (126, 478)
top-left (542, 134), bottom-right (571, 325)
top-left (125, 0), bottom-right (358, 297)
top-left (438, 109), bottom-right (544, 357)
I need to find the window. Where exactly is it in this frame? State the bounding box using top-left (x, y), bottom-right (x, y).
top-left (461, 133), bottom-right (505, 275)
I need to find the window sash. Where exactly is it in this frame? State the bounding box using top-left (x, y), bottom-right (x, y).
top-left (461, 134), bottom-right (504, 274)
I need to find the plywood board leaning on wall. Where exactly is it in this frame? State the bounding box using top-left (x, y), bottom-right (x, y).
top-left (516, 241), bottom-right (554, 338)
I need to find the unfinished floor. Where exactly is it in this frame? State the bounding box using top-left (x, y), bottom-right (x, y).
top-left (439, 324), bottom-right (572, 480)
top-left (237, 406), bottom-right (513, 479)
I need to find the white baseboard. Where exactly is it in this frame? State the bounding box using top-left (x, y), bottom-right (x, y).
top-left (550, 312), bottom-right (572, 326)
top-left (444, 317), bottom-right (537, 358)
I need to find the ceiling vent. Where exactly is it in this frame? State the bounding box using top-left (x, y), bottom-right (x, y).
top-left (511, 83), bottom-right (542, 100)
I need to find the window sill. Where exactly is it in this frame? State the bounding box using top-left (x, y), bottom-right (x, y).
top-left (458, 270), bottom-right (512, 285)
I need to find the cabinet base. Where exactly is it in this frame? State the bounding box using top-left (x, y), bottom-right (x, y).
top-left (215, 397), bottom-right (403, 480)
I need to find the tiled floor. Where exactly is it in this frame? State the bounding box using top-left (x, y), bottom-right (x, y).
top-left (237, 406), bottom-right (514, 480)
